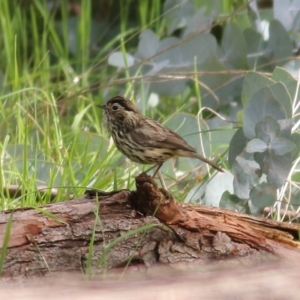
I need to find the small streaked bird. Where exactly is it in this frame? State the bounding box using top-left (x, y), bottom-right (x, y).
top-left (98, 96), bottom-right (223, 189)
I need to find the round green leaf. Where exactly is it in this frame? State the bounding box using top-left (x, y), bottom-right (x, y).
top-left (261, 152), bottom-right (292, 188)
top-left (220, 23), bottom-right (248, 69)
top-left (184, 181), bottom-right (207, 203)
top-left (266, 20), bottom-right (293, 69)
top-left (270, 138), bottom-right (295, 155)
top-left (219, 191), bottom-right (248, 213)
top-left (232, 156), bottom-right (260, 199)
top-left (246, 139), bottom-right (268, 153)
top-left (108, 52), bottom-right (134, 68)
top-left (228, 128), bottom-right (248, 168)
top-left (163, 0), bottom-right (195, 35)
top-left (243, 86), bottom-right (286, 139)
top-left (137, 29), bottom-right (159, 58)
top-left (250, 183), bottom-right (276, 208)
top-left (272, 67), bottom-right (300, 107)
top-left (241, 72), bottom-right (274, 106)
top-left (205, 172), bottom-right (234, 207)
top-left (269, 82), bottom-right (292, 118)
top-left (278, 119), bottom-right (293, 139)
top-left (255, 115), bottom-right (280, 143)
top-left (243, 29), bottom-right (268, 70)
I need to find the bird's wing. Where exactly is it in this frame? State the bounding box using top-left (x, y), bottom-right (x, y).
top-left (130, 117), bottom-right (197, 153)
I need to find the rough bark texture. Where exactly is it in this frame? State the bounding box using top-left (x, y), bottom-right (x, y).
top-left (0, 174), bottom-right (300, 278)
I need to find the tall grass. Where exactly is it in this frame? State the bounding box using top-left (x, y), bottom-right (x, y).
top-left (0, 0), bottom-right (238, 210)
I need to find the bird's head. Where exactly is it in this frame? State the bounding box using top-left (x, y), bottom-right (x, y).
top-left (98, 96), bottom-right (142, 132)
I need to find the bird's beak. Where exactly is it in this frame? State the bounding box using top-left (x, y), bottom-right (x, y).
top-left (97, 104), bottom-right (106, 109)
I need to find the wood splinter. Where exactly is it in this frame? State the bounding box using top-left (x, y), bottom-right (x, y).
top-left (131, 173), bottom-right (300, 258)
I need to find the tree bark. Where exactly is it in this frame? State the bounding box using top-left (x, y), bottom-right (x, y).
top-left (1, 174), bottom-right (300, 277)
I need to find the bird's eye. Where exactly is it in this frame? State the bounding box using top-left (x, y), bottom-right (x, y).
top-left (112, 105), bottom-right (119, 111)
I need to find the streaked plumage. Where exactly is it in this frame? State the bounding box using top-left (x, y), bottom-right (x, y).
top-left (98, 96), bottom-right (223, 186)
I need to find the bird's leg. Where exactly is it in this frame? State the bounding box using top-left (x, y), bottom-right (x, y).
top-left (142, 164), bottom-right (158, 174)
top-left (152, 163), bottom-right (163, 178)
top-left (157, 169), bottom-right (168, 190)
top-left (152, 163), bottom-right (168, 190)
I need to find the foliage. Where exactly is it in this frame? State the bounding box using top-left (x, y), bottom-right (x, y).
top-left (226, 68), bottom-right (300, 214)
top-left (0, 0), bottom-right (299, 221)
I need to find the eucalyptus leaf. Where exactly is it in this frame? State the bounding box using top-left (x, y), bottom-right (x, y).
top-left (250, 182), bottom-right (276, 208)
top-left (136, 29), bottom-right (159, 59)
top-left (163, 0), bottom-right (195, 35)
top-left (184, 181), bottom-right (207, 203)
top-left (255, 115), bottom-right (280, 143)
top-left (243, 86), bottom-right (286, 139)
top-left (232, 156), bottom-right (260, 199)
top-left (108, 52), bottom-right (135, 67)
top-left (149, 77), bottom-right (187, 96)
top-left (204, 172), bottom-right (233, 207)
top-left (228, 128), bottom-right (248, 168)
top-left (149, 37), bottom-right (186, 95)
top-left (145, 60), bottom-right (169, 76)
top-left (269, 82), bottom-right (292, 118)
top-left (261, 152), bottom-right (292, 188)
top-left (248, 200), bottom-right (264, 216)
top-left (278, 119), bottom-right (293, 139)
top-left (219, 191), bottom-right (248, 213)
top-left (155, 37), bottom-right (182, 64)
top-left (243, 28), bottom-right (267, 70)
top-left (220, 22), bottom-right (248, 69)
top-left (266, 20), bottom-right (293, 69)
top-left (270, 138), bottom-right (295, 155)
top-left (204, 73), bottom-right (243, 107)
top-left (183, 8), bottom-right (212, 37)
top-left (272, 67), bottom-right (300, 107)
top-left (246, 139), bottom-right (268, 153)
top-left (180, 33), bottom-right (218, 65)
top-left (241, 72), bottom-right (274, 106)
top-left (272, 67), bottom-right (297, 92)
top-left (198, 57), bottom-right (229, 109)
top-left (180, 33), bottom-right (229, 105)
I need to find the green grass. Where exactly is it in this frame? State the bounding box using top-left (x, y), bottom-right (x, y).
top-left (0, 0), bottom-right (233, 210)
top-left (0, 212), bottom-right (13, 276)
top-left (0, 1), bottom-right (112, 208)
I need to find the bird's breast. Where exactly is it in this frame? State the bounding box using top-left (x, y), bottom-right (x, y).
top-left (111, 132), bottom-right (175, 164)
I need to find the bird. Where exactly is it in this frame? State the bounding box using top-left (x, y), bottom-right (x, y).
top-left (98, 96), bottom-right (223, 189)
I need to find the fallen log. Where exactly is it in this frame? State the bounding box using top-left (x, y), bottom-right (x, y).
top-left (0, 174), bottom-right (299, 277)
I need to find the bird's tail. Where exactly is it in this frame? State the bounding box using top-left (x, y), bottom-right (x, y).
top-left (195, 153), bottom-right (224, 172)
top-left (176, 149), bottom-right (223, 172)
